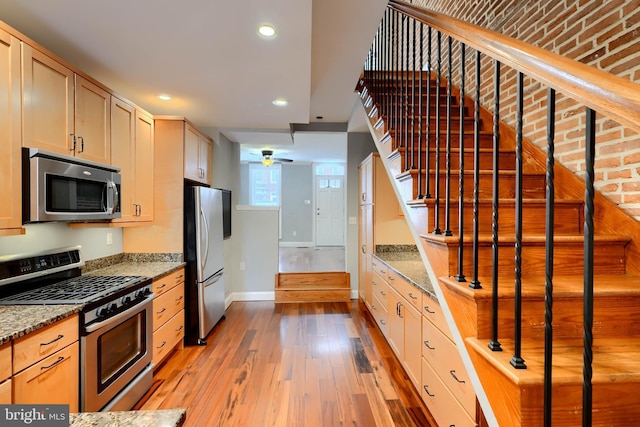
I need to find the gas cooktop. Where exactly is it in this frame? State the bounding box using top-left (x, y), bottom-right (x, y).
top-left (0, 275), bottom-right (150, 305)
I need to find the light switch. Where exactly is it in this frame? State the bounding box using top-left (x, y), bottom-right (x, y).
top-left (304, 200), bottom-right (311, 205)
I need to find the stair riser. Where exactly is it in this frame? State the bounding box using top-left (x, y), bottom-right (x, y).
top-left (416, 202), bottom-right (582, 235)
top-left (401, 173), bottom-right (547, 200)
top-left (380, 103), bottom-right (468, 116)
top-left (387, 132), bottom-right (494, 149)
top-left (426, 239), bottom-right (627, 278)
top-left (398, 150), bottom-right (516, 172)
top-left (378, 117), bottom-right (477, 133)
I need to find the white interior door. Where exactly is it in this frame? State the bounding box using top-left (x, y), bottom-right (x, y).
top-left (315, 175), bottom-right (344, 246)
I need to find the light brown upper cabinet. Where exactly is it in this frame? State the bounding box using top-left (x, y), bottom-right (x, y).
top-left (184, 123), bottom-right (212, 185)
top-left (111, 97), bottom-right (154, 224)
top-left (22, 44), bottom-right (111, 165)
top-left (0, 27), bottom-right (23, 236)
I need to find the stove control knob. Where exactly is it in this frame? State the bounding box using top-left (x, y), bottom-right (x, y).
top-left (108, 303), bottom-right (118, 312)
top-left (97, 307), bottom-right (109, 318)
top-left (122, 296), bottom-right (132, 305)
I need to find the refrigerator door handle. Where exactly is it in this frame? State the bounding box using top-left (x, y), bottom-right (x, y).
top-left (200, 206), bottom-right (210, 274)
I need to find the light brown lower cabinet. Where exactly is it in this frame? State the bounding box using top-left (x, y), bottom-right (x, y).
top-left (13, 341), bottom-right (79, 412)
top-left (0, 379), bottom-right (11, 404)
top-left (152, 269), bottom-right (185, 367)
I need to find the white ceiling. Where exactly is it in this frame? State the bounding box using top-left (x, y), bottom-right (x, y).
top-left (0, 0), bottom-right (386, 162)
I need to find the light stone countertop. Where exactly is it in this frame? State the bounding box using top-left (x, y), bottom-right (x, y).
top-left (70, 409), bottom-right (186, 427)
top-left (84, 261), bottom-right (185, 280)
top-left (374, 247), bottom-right (437, 301)
top-left (0, 304), bottom-right (81, 345)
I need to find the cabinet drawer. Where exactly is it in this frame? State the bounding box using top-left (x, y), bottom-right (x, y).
top-left (422, 358), bottom-right (476, 427)
top-left (153, 283), bottom-right (184, 331)
top-left (0, 379), bottom-right (11, 404)
top-left (153, 268), bottom-right (185, 297)
top-left (387, 269), bottom-right (422, 311)
top-left (0, 342), bottom-right (11, 381)
top-left (370, 291), bottom-right (388, 337)
top-left (372, 271), bottom-right (389, 308)
top-left (371, 258), bottom-right (388, 279)
top-left (13, 314), bottom-right (79, 374)
top-left (153, 310), bottom-right (184, 366)
top-left (422, 317), bottom-right (476, 416)
top-left (13, 341), bottom-right (79, 412)
top-left (422, 297), bottom-right (450, 339)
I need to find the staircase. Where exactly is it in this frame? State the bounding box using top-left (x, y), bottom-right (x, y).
top-left (355, 4), bottom-right (640, 424)
top-left (274, 272), bottom-right (351, 303)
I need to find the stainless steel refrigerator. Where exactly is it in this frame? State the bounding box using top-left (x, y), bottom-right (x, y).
top-left (184, 185), bottom-right (225, 345)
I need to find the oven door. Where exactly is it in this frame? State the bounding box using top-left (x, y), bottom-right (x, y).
top-left (81, 296), bottom-right (153, 412)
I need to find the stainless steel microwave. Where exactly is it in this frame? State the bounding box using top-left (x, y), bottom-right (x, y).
top-left (23, 148), bottom-right (121, 223)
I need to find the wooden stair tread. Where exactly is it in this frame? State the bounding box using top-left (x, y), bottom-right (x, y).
top-left (397, 169), bottom-right (542, 179)
top-left (441, 274), bottom-right (640, 300)
top-left (420, 232), bottom-right (632, 244)
top-left (467, 337), bottom-right (640, 385)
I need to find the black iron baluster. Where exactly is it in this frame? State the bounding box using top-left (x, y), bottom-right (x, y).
top-left (511, 71), bottom-right (526, 369)
top-left (425, 26), bottom-right (432, 199)
top-left (404, 14), bottom-right (410, 171)
top-left (411, 16), bottom-right (416, 170)
top-left (386, 9), bottom-right (391, 124)
top-left (392, 10), bottom-right (398, 149)
top-left (544, 88), bottom-right (556, 427)
top-left (433, 31), bottom-right (442, 235)
top-left (583, 107), bottom-right (596, 427)
top-left (417, 23), bottom-right (424, 199)
top-left (470, 50), bottom-right (482, 290)
top-left (444, 36), bottom-right (453, 237)
top-left (455, 43), bottom-right (466, 282)
top-left (488, 60), bottom-right (502, 352)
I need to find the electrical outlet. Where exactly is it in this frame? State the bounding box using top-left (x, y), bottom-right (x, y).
top-left (240, 262), bottom-right (245, 270)
top-left (106, 232), bottom-right (113, 245)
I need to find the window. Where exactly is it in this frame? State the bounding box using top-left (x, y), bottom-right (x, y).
top-left (249, 163), bottom-right (281, 206)
top-left (315, 163), bottom-right (345, 176)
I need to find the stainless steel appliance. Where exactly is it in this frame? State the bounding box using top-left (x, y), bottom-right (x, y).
top-left (23, 148), bottom-right (121, 223)
top-left (184, 185), bottom-right (226, 345)
top-left (0, 246), bottom-right (154, 412)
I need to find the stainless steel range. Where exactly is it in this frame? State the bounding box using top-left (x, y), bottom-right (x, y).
top-left (0, 246), bottom-right (155, 412)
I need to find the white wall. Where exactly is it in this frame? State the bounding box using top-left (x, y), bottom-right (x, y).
top-left (0, 223), bottom-right (123, 260)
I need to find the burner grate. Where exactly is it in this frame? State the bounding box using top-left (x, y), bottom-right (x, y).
top-left (0, 275), bottom-right (149, 305)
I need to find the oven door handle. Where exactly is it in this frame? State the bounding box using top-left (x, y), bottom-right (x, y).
top-left (84, 294), bottom-right (155, 334)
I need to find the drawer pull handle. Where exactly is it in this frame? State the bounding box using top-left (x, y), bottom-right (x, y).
top-left (175, 325), bottom-right (184, 332)
top-left (41, 356), bottom-right (64, 370)
top-left (380, 291), bottom-right (386, 296)
top-left (40, 334), bottom-right (64, 346)
top-left (380, 269), bottom-right (386, 274)
top-left (423, 385), bottom-right (435, 397)
top-left (175, 296), bottom-right (184, 302)
top-left (372, 305), bottom-right (377, 311)
top-left (157, 283), bottom-right (167, 289)
top-left (157, 308), bottom-right (167, 314)
top-left (176, 274), bottom-right (184, 279)
top-left (408, 292), bottom-right (418, 300)
top-left (157, 340), bottom-right (167, 349)
top-left (424, 340), bottom-right (435, 350)
top-left (450, 370), bottom-right (466, 384)
top-left (388, 276), bottom-right (394, 281)
top-left (424, 306), bottom-right (435, 314)
top-left (380, 320), bottom-right (386, 325)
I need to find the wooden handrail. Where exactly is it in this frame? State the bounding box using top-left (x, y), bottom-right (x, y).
top-left (389, 0), bottom-right (640, 135)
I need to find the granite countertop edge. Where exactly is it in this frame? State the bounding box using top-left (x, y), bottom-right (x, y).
top-left (373, 251), bottom-right (437, 301)
top-left (70, 408), bottom-right (186, 427)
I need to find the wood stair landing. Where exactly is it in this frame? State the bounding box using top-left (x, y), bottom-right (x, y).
top-left (275, 272), bottom-right (351, 303)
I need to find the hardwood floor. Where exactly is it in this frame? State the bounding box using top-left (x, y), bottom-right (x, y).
top-left (137, 301), bottom-right (434, 426)
top-left (279, 247), bottom-right (345, 273)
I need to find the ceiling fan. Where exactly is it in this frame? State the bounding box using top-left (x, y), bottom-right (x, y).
top-left (253, 150), bottom-right (294, 167)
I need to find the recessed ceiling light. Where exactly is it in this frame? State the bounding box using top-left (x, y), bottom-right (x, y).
top-left (258, 24), bottom-right (277, 39)
top-left (272, 98), bottom-right (288, 107)
top-left (158, 94), bottom-right (172, 101)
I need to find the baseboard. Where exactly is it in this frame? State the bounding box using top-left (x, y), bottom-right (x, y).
top-left (279, 241), bottom-right (314, 248)
top-left (351, 289), bottom-right (358, 299)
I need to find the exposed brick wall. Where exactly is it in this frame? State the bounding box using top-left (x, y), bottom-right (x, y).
top-left (407, 0), bottom-right (640, 219)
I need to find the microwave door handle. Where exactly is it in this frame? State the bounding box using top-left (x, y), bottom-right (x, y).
top-left (105, 181), bottom-right (116, 214)
top-left (111, 182), bottom-right (119, 214)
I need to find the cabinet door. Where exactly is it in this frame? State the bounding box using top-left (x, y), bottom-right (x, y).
top-left (0, 379), bottom-right (10, 404)
top-left (0, 29), bottom-right (22, 234)
top-left (387, 288), bottom-right (404, 360)
top-left (13, 341), bottom-right (79, 412)
top-left (359, 156), bottom-right (373, 205)
top-left (74, 75), bottom-right (110, 164)
top-left (111, 96), bottom-right (136, 221)
top-left (22, 44), bottom-right (74, 156)
top-left (199, 136), bottom-right (212, 185)
top-left (134, 108), bottom-right (154, 222)
top-left (404, 303), bottom-right (422, 389)
top-left (184, 123), bottom-right (200, 182)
